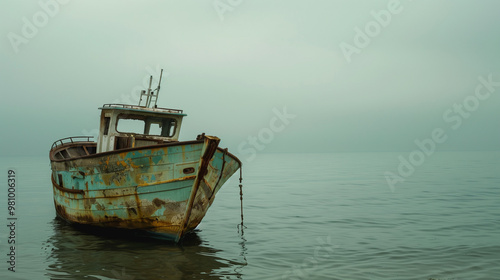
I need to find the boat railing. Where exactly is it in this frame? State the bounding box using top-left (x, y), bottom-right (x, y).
top-left (51, 136), bottom-right (94, 150)
top-left (101, 104), bottom-right (184, 114)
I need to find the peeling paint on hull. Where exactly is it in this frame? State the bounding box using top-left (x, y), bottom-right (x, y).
top-left (50, 137), bottom-right (241, 242)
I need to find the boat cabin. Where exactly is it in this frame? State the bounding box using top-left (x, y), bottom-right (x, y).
top-left (97, 104), bottom-right (187, 153)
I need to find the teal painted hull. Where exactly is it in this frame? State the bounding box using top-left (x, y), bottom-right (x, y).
top-left (50, 137), bottom-right (241, 242)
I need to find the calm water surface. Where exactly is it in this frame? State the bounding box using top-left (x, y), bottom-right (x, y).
top-left (0, 151), bottom-right (499, 279)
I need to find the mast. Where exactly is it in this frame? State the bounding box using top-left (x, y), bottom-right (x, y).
top-left (139, 69), bottom-right (164, 108)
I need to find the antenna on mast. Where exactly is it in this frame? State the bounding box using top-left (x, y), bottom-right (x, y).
top-left (139, 69), bottom-right (164, 108)
top-left (153, 69), bottom-right (163, 108)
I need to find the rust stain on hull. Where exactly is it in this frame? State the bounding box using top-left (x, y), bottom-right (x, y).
top-left (50, 137), bottom-right (241, 242)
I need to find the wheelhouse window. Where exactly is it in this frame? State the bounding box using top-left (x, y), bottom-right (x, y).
top-left (116, 114), bottom-right (176, 137)
top-left (146, 118), bottom-right (176, 137)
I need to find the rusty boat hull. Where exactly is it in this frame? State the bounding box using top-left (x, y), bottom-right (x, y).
top-left (49, 136), bottom-right (241, 242)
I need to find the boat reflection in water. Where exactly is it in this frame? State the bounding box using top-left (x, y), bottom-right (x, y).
top-left (43, 218), bottom-right (246, 279)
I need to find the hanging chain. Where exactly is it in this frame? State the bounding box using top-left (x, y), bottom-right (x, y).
top-left (236, 166), bottom-right (248, 273)
top-left (237, 166), bottom-right (246, 234)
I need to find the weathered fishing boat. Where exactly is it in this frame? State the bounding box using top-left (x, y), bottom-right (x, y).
top-left (49, 71), bottom-right (241, 242)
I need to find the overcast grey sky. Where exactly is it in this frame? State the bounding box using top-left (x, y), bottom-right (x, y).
top-left (1, 0), bottom-right (499, 157)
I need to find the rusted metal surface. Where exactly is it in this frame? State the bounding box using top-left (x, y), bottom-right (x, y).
top-left (49, 136), bottom-right (241, 241)
top-left (177, 136), bottom-right (220, 241)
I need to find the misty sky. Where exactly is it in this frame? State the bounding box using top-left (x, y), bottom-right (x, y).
top-left (1, 0), bottom-right (499, 158)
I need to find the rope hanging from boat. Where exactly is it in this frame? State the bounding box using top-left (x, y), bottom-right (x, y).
top-left (238, 166), bottom-right (246, 235)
